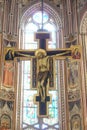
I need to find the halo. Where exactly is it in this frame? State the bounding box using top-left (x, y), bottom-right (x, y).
top-left (35, 49), bottom-right (47, 57)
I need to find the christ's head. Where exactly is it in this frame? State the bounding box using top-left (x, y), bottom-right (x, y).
top-left (35, 49), bottom-right (47, 59)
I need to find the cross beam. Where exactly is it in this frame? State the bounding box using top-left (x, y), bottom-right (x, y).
top-left (4, 46), bottom-right (81, 61)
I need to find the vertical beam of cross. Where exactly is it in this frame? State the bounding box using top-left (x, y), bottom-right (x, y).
top-left (34, 31), bottom-right (52, 117)
top-left (35, 32), bottom-right (50, 50)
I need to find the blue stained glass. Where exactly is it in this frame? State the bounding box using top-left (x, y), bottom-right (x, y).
top-left (33, 11), bottom-right (49, 24)
top-left (49, 91), bottom-right (58, 108)
top-left (23, 90), bottom-right (37, 125)
top-left (23, 107), bottom-right (38, 125)
top-left (49, 107), bottom-right (58, 118)
top-left (23, 90), bottom-right (37, 106)
top-left (25, 107), bottom-right (36, 118)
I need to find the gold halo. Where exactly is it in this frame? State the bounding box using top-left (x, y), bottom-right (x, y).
top-left (35, 49), bottom-right (47, 57)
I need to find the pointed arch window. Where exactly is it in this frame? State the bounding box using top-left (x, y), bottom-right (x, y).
top-left (20, 10), bottom-right (61, 130)
top-left (23, 11), bottom-right (57, 50)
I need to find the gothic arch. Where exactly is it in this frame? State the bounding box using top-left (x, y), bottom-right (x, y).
top-left (80, 10), bottom-right (87, 121)
top-left (20, 2), bottom-right (62, 30)
top-left (80, 11), bottom-right (87, 55)
top-left (80, 10), bottom-right (87, 60)
top-left (80, 11), bottom-right (87, 33)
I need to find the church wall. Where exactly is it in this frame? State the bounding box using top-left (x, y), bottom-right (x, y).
top-left (79, 2), bottom-right (87, 22)
top-left (79, 2), bottom-right (87, 129)
top-left (0, 0), bottom-right (19, 130)
top-left (63, 1), bottom-right (87, 130)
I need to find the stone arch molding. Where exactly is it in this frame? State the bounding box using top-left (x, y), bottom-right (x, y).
top-left (80, 11), bottom-right (87, 33)
top-left (20, 2), bottom-right (62, 30)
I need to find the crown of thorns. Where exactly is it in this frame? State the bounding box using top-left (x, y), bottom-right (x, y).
top-left (35, 49), bottom-right (47, 57)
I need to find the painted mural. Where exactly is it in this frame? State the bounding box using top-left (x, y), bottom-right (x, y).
top-left (67, 60), bottom-right (83, 130)
top-left (0, 90), bottom-right (15, 130)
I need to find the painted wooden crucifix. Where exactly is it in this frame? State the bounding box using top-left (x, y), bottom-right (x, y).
top-left (4, 31), bottom-right (81, 117)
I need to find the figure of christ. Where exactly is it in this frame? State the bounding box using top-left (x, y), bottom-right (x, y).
top-left (14, 48), bottom-right (72, 102)
top-left (15, 49), bottom-right (51, 102)
top-left (35, 49), bottom-right (51, 102)
top-left (35, 48), bottom-right (73, 101)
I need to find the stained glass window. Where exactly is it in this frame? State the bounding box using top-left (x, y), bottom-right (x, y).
top-left (33, 11), bottom-right (49, 24)
top-left (22, 11), bottom-right (59, 130)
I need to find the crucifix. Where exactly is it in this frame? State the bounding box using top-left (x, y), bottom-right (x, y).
top-left (4, 31), bottom-right (81, 117)
top-left (3, 0), bottom-right (81, 118)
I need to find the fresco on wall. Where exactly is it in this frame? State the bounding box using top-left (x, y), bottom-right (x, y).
top-left (3, 62), bottom-right (14, 88)
top-left (71, 114), bottom-right (81, 130)
top-left (68, 91), bottom-right (83, 130)
top-left (0, 100), bottom-right (14, 130)
top-left (2, 47), bottom-right (15, 88)
top-left (67, 61), bottom-right (79, 89)
top-left (3, 41), bottom-right (16, 48)
top-left (67, 60), bottom-right (83, 130)
top-left (0, 114), bottom-right (11, 129)
top-left (0, 90), bottom-right (15, 130)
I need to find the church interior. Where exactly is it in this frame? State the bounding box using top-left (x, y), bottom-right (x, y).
top-left (0, 0), bottom-right (87, 130)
